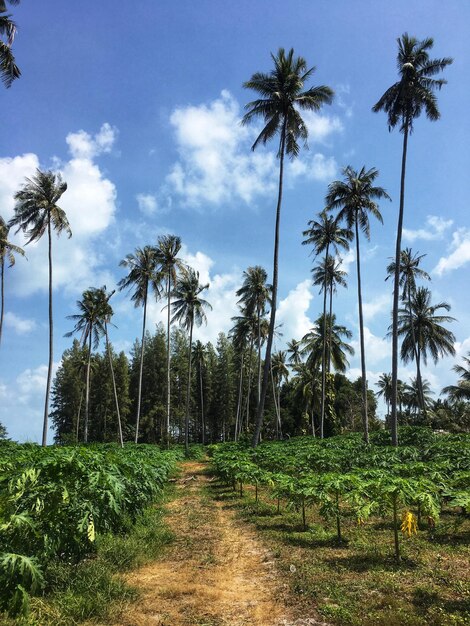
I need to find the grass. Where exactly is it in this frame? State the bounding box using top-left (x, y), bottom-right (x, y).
top-left (210, 478), bottom-right (470, 626)
top-left (1, 486), bottom-right (176, 626)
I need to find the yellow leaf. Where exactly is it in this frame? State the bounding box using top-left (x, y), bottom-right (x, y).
top-left (401, 511), bottom-right (418, 537)
top-left (87, 516), bottom-right (95, 542)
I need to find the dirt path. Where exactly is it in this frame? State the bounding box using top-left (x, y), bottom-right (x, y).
top-left (112, 461), bottom-right (327, 626)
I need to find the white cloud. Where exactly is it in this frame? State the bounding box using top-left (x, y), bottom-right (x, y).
top-left (288, 153), bottom-right (338, 182)
top-left (339, 248), bottom-right (355, 274)
top-left (276, 280), bottom-right (314, 343)
top-left (0, 153), bottom-right (40, 220)
top-left (136, 193), bottom-right (158, 216)
top-left (166, 90), bottom-right (277, 207)
top-left (403, 214), bottom-right (453, 243)
top-left (363, 293), bottom-right (391, 322)
top-left (302, 110), bottom-right (343, 143)
top-left (351, 326), bottom-right (390, 367)
top-left (1, 124), bottom-right (119, 296)
top-left (16, 363), bottom-right (58, 405)
top-left (4, 311), bottom-right (37, 334)
top-left (66, 122), bottom-right (118, 160)
top-left (433, 227), bottom-right (470, 276)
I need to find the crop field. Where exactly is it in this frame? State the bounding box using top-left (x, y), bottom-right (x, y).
top-left (210, 427), bottom-right (470, 625)
top-left (0, 442), bottom-right (182, 619)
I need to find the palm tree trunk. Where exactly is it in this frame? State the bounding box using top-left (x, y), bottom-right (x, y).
top-left (199, 360), bottom-right (205, 445)
top-left (355, 219), bottom-right (369, 444)
top-left (84, 330), bottom-right (92, 444)
top-left (166, 273), bottom-right (171, 446)
top-left (76, 386), bottom-right (83, 443)
top-left (235, 350), bottom-right (244, 441)
top-left (320, 247), bottom-right (329, 439)
top-left (245, 336), bottom-right (254, 432)
top-left (105, 322), bottom-right (124, 448)
top-left (0, 257), bottom-right (4, 347)
top-left (328, 276), bottom-right (334, 374)
top-left (271, 366), bottom-right (280, 439)
top-left (42, 219), bottom-right (53, 447)
top-left (185, 318), bottom-right (194, 455)
top-left (391, 123), bottom-right (409, 447)
top-left (135, 285), bottom-right (148, 444)
top-left (257, 304), bottom-right (261, 409)
top-left (252, 119), bottom-right (287, 447)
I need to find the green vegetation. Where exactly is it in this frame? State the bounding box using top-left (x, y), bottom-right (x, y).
top-left (0, 441), bottom-right (181, 617)
top-left (210, 428), bottom-right (470, 624)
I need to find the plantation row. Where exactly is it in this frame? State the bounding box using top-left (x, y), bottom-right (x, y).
top-left (0, 442), bottom-right (182, 616)
top-left (210, 428), bottom-right (470, 557)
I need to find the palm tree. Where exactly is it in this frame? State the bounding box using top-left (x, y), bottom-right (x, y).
top-left (0, 215), bottom-right (24, 347)
top-left (170, 268), bottom-right (212, 454)
top-left (376, 373), bottom-right (392, 422)
top-left (155, 234), bottom-right (186, 445)
top-left (442, 353), bottom-right (470, 401)
top-left (0, 1), bottom-right (20, 88)
top-left (229, 311), bottom-right (253, 440)
top-left (396, 287), bottom-right (455, 408)
top-left (9, 169), bottom-right (70, 447)
top-left (326, 165), bottom-right (390, 443)
top-left (386, 248), bottom-right (430, 412)
top-left (271, 350), bottom-right (288, 438)
top-left (292, 362), bottom-right (321, 436)
top-left (65, 287), bottom-right (111, 443)
top-left (191, 340), bottom-right (206, 444)
top-left (236, 266), bottom-right (271, 411)
top-left (118, 246), bottom-right (160, 443)
top-left (301, 313), bottom-right (354, 374)
top-left (101, 288), bottom-right (124, 448)
top-left (286, 338), bottom-right (302, 368)
top-left (403, 376), bottom-right (434, 417)
top-left (373, 34), bottom-right (452, 446)
top-left (243, 47), bottom-right (334, 447)
top-left (303, 211), bottom-right (351, 438)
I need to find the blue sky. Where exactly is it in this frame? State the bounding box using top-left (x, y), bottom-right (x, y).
top-left (2, 1), bottom-right (469, 441)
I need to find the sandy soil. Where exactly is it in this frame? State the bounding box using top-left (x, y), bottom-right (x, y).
top-left (110, 461), bottom-right (327, 626)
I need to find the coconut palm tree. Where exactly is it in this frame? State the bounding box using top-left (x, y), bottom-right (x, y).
top-left (191, 340), bottom-right (206, 444)
top-left (236, 266), bottom-right (271, 411)
top-left (403, 376), bottom-right (434, 417)
top-left (171, 267), bottom-right (212, 454)
top-left (376, 373), bottom-right (392, 422)
top-left (0, 215), bottom-right (24, 347)
top-left (118, 246), bottom-right (160, 443)
top-left (9, 169), bottom-right (70, 447)
top-left (396, 287), bottom-right (455, 408)
top-left (65, 287), bottom-right (112, 443)
top-left (0, 1), bottom-right (20, 88)
top-left (271, 350), bottom-right (288, 438)
top-left (155, 234), bottom-right (186, 444)
top-left (229, 311), bottom-right (253, 440)
top-left (373, 34), bottom-right (452, 446)
top-left (292, 362), bottom-right (321, 436)
top-left (386, 248), bottom-right (430, 412)
top-left (286, 338), bottom-right (302, 368)
top-left (243, 47), bottom-right (334, 447)
top-left (301, 313), bottom-right (354, 374)
top-left (303, 211), bottom-right (352, 438)
top-left (442, 353), bottom-right (470, 401)
top-left (326, 165), bottom-right (390, 443)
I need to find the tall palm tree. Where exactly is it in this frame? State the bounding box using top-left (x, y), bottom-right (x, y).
top-left (292, 362), bottom-right (321, 436)
top-left (101, 288), bottom-right (124, 448)
top-left (243, 47), bottom-right (334, 447)
top-left (301, 313), bottom-right (354, 374)
top-left (303, 211), bottom-right (351, 438)
top-left (65, 287), bottom-right (111, 443)
top-left (155, 234), bottom-right (186, 445)
top-left (236, 266), bottom-right (271, 411)
top-left (376, 373), bottom-right (392, 423)
top-left (373, 34), bottom-right (452, 446)
top-left (326, 165), bottom-right (390, 443)
top-left (396, 287), bottom-right (455, 407)
top-left (10, 169), bottom-right (70, 447)
top-left (271, 350), bottom-right (289, 438)
top-left (171, 268), bottom-right (212, 454)
top-left (386, 248), bottom-right (430, 412)
top-left (0, 0), bottom-right (20, 88)
top-left (229, 311), bottom-right (253, 440)
top-left (403, 376), bottom-right (433, 417)
top-left (0, 215), bottom-right (24, 347)
top-left (118, 246), bottom-right (160, 443)
top-left (191, 340), bottom-right (206, 444)
top-left (286, 338), bottom-right (302, 368)
top-left (442, 353), bottom-right (470, 401)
